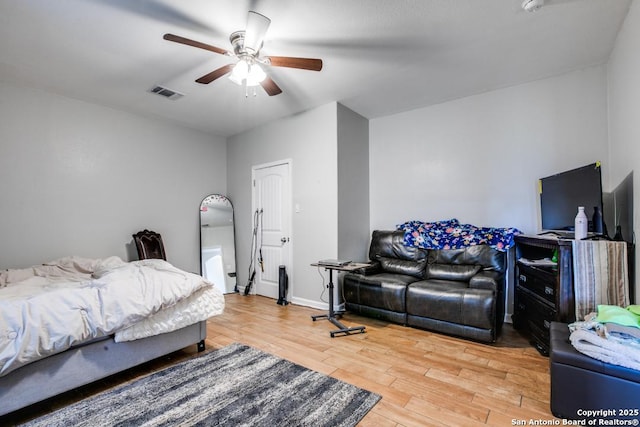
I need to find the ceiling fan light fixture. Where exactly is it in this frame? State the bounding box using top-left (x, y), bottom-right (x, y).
top-left (228, 59), bottom-right (266, 87)
top-left (246, 63), bottom-right (266, 86)
top-left (229, 59), bottom-right (249, 84)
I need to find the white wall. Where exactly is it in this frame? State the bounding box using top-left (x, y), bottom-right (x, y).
top-left (370, 65), bottom-right (610, 235)
top-left (227, 102), bottom-right (338, 308)
top-left (608, 0), bottom-right (640, 303)
top-left (0, 83), bottom-right (227, 273)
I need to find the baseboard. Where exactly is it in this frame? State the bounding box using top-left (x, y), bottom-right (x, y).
top-left (290, 296), bottom-right (344, 312)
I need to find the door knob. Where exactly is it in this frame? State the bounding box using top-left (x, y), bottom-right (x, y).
top-left (281, 237), bottom-right (289, 243)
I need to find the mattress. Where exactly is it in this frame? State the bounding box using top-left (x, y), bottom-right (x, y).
top-left (0, 256), bottom-right (225, 377)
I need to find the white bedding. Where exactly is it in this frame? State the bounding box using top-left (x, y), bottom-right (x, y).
top-left (0, 256), bottom-right (225, 377)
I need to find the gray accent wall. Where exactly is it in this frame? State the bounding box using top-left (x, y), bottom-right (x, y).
top-left (338, 103), bottom-right (370, 263)
top-left (227, 102), bottom-right (370, 309)
top-left (0, 83), bottom-right (226, 273)
top-left (4, 6), bottom-right (639, 310)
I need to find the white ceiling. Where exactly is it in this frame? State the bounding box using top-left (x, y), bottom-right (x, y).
top-left (0, 0), bottom-right (632, 138)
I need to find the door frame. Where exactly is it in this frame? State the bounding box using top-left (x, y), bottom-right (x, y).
top-left (251, 158), bottom-right (293, 298)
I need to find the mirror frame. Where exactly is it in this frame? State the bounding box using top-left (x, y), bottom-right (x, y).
top-left (199, 194), bottom-right (237, 293)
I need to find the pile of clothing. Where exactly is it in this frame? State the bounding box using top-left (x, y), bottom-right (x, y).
top-left (569, 305), bottom-right (640, 371)
top-left (397, 218), bottom-right (521, 252)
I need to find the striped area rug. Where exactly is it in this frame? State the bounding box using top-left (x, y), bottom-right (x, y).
top-left (21, 343), bottom-right (380, 427)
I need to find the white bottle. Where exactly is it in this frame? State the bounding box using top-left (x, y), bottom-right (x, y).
top-left (574, 206), bottom-right (588, 240)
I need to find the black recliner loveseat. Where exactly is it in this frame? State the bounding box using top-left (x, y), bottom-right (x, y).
top-left (343, 230), bottom-right (507, 343)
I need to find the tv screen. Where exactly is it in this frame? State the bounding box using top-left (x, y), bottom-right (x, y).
top-left (539, 162), bottom-right (603, 232)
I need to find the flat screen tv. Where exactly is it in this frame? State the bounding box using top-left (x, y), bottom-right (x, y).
top-left (539, 162), bottom-right (603, 233)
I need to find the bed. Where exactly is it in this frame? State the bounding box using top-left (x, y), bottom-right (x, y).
top-left (0, 256), bottom-right (225, 416)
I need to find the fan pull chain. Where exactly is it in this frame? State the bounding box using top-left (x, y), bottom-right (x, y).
top-left (243, 84), bottom-right (258, 98)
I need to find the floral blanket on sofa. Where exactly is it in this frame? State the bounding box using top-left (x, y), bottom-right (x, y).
top-left (397, 219), bottom-right (521, 252)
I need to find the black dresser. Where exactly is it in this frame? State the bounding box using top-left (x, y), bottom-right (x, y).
top-left (512, 235), bottom-right (575, 355)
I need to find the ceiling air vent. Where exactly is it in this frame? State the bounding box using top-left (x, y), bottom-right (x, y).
top-left (149, 85), bottom-right (184, 100)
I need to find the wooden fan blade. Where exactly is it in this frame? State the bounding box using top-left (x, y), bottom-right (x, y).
top-left (267, 56), bottom-right (323, 71)
top-left (196, 64), bottom-right (234, 84)
top-left (163, 33), bottom-right (230, 56)
top-left (260, 76), bottom-right (282, 96)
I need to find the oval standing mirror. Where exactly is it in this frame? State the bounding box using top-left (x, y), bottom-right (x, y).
top-left (200, 194), bottom-right (236, 294)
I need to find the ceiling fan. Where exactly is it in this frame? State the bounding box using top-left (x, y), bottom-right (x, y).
top-left (163, 11), bottom-right (323, 96)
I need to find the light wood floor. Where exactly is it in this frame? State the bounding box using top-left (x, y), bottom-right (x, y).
top-left (4, 294), bottom-right (554, 426)
top-left (207, 294), bottom-right (554, 426)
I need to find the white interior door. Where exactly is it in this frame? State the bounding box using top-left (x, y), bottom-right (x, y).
top-left (252, 161), bottom-right (291, 299)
